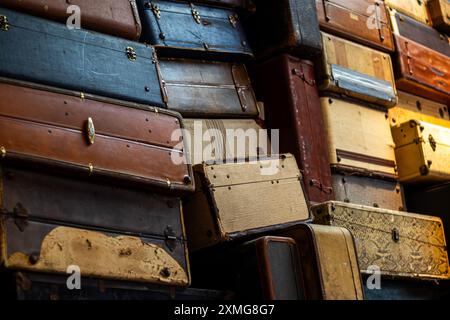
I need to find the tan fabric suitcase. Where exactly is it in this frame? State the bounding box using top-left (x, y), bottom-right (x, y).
top-left (389, 91), bottom-right (450, 129)
top-left (312, 201), bottom-right (450, 280)
top-left (317, 32), bottom-right (397, 107)
top-left (321, 96), bottom-right (397, 178)
top-left (392, 120), bottom-right (450, 183)
top-left (183, 154), bottom-right (309, 251)
top-left (385, 0), bottom-right (431, 25)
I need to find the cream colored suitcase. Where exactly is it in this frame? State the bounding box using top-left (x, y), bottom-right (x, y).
top-left (318, 32), bottom-right (397, 108)
top-left (321, 96), bottom-right (397, 178)
top-left (392, 120), bottom-right (450, 183)
top-left (389, 91), bottom-right (450, 129)
top-left (385, 0), bottom-right (431, 25)
top-left (183, 154), bottom-right (309, 251)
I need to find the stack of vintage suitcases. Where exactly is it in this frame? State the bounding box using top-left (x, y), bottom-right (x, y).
top-left (0, 0), bottom-right (449, 300)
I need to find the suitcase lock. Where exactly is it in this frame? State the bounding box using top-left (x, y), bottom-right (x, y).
top-left (126, 47), bottom-right (137, 61)
top-left (0, 15), bottom-right (9, 31)
top-left (428, 134), bottom-right (437, 152)
top-left (85, 117), bottom-right (95, 145)
top-left (391, 228), bottom-right (400, 243)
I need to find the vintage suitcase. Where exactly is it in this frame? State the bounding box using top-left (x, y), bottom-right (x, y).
top-left (191, 237), bottom-right (305, 300)
top-left (394, 35), bottom-right (450, 104)
top-left (183, 154), bottom-right (310, 251)
top-left (191, 0), bottom-right (255, 11)
top-left (0, 7), bottom-right (163, 107)
top-left (0, 78), bottom-right (194, 193)
top-left (243, 0), bottom-right (322, 58)
top-left (392, 120), bottom-right (450, 183)
top-left (183, 119), bottom-right (268, 165)
top-left (281, 224), bottom-right (365, 300)
top-left (0, 0), bottom-right (142, 40)
top-left (406, 182), bottom-right (450, 246)
top-left (389, 9), bottom-right (450, 57)
top-left (136, 0), bottom-right (252, 60)
top-left (385, 0), bottom-right (431, 25)
top-left (428, 0), bottom-right (450, 33)
top-left (159, 58), bottom-right (258, 118)
top-left (317, 32), bottom-right (397, 107)
top-left (332, 172), bottom-right (406, 211)
top-left (0, 272), bottom-right (232, 300)
top-left (251, 55), bottom-right (333, 204)
top-left (389, 91), bottom-right (450, 129)
top-left (0, 165), bottom-right (190, 286)
top-left (321, 96), bottom-right (397, 179)
top-left (316, 0), bottom-right (394, 52)
top-left (312, 201), bottom-right (450, 280)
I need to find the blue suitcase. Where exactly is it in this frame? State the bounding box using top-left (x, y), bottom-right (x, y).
top-left (0, 7), bottom-right (164, 107)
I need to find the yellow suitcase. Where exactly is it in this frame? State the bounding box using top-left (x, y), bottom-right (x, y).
top-left (392, 120), bottom-right (450, 183)
top-left (385, 0), bottom-right (431, 25)
top-left (428, 0), bottom-right (450, 33)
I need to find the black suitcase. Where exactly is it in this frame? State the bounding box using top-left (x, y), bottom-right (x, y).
top-left (136, 0), bottom-right (253, 60)
top-left (0, 6), bottom-right (163, 107)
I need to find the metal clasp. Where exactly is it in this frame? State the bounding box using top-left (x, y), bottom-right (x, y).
top-left (85, 117), bottom-right (95, 145)
top-left (428, 134), bottom-right (437, 152)
top-left (190, 4), bottom-right (201, 24)
top-left (392, 228), bottom-right (400, 243)
top-left (229, 14), bottom-right (238, 28)
top-left (164, 226), bottom-right (178, 251)
top-left (147, 2), bottom-right (161, 20)
top-left (126, 46), bottom-right (137, 61)
top-left (0, 15), bottom-right (9, 31)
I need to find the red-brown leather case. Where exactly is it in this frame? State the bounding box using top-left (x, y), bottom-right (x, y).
top-left (252, 55), bottom-right (334, 204)
top-left (0, 78), bottom-right (194, 194)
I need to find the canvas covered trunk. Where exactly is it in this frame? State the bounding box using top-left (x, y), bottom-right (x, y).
top-left (251, 55), bottom-right (333, 204)
top-left (136, 0), bottom-right (252, 60)
top-left (0, 272), bottom-right (232, 300)
top-left (312, 201), bottom-right (450, 280)
top-left (0, 165), bottom-right (190, 286)
top-left (191, 237), bottom-right (305, 300)
top-left (0, 0), bottom-right (142, 40)
top-left (159, 58), bottom-right (258, 118)
top-left (316, 0), bottom-right (394, 52)
top-left (392, 120), bottom-right (450, 183)
top-left (0, 7), bottom-right (163, 106)
top-left (317, 32), bottom-right (397, 107)
top-left (183, 119), bottom-right (268, 165)
top-left (388, 91), bottom-right (450, 129)
top-left (321, 96), bottom-right (397, 179)
top-left (428, 0), bottom-right (450, 33)
top-left (183, 154), bottom-right (310, 251)
top-left (332, 172), bottom-right (405, 212)
top-left (0, 78), bottom-right (194, 194)
top-left (280, 224), bottom-right (365, 300)
top-left (243, 0), bottom-right (322, 58)
top-left (385, 0), bottom-right (431, 25)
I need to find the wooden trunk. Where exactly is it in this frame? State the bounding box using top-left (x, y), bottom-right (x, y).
top-left (428, 0), bottom-right (450, 33)
top-left (0, 78), bottom-right (194, 194)
top-left (159, 58), bottom-right (258, 118)
top-left (0, 166), bottom-right (190, 286)
top-left (136, 0), bottom-right (252, 60)
top-left (385, 0), bottom-right (431, 25)
top-left (388, 91), bottom-right (450, 129)
top-left (392, 120), bottom-right (450, 183)
top-left (0, 0), bottom-right (142, 40)
top-left (312, 201), bottom-right (450, 280)
top-left (281, 223), bottom-right (365, 300)
top-left (183, 154), bottom-right (310, 251)
top-left (332, 172), bottom-right (406, 212)
top-left (0, 7), bottom-right (163, 106)
top-left (321, 96), bottom-right (397, 179)
top-left (317, 32), bottom-right (397, 107)
top-left (251, 55), bottom-right (334, 204)
top-left (316, 0), bottom-right (394, 52)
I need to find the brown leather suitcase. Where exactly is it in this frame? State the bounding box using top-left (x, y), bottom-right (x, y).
top-left (316, 0), bottom-right (394, 52)
top-left (281, 224), bottom-right (365, 300)
top-left (0, 78), bottom-right (194, 194)
top-left (251, 55), bottom-right (333, 204)
top-left (428, 0), bottom-right (450, 33)
top-left (0, 0), bottom-right (142, 40)
top-left (183, 154), bottom-right (310, 251)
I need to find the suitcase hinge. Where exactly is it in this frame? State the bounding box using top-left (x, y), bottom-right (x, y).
top-left (374, 2), bottom-right (384, 42)
top-left (0, 15), bottom-right (9, 31)
top-left (126, 46), bottom-right (137, 61)
top-left (13, 203), bottom-right (29, 232)
top-left (229, 14), bottom-right (238, 28)
top-left (85, 117), bottom-right (95, 145)
top-left (0, 146), bottom-right (6, 158)
top-left (321, 0), bottom-right (330, 21)
top-left (190, 3), bottom-right (201, 24)
top-left (292, 68), bottom-right (316, 86)
top-left (164, 226), bottom-right (178, 251)
top-left (146, 2), bottom-right (161, 20)
top-left (428, 134), bottom-right (437, 152)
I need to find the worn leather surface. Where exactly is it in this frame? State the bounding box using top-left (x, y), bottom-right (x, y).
top-left (0, 0), bottom-right (142, 39)
top-left (428, 0), bottom-right (450, 33)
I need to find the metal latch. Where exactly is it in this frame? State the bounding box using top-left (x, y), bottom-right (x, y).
top-left (85, 117), bottom-right (95, 145)
top-left (391, 228), bottom-right (400, 243)
top-left (164, 226), bottom-right (178, 251)
top-left (146, 2), bottom-right (161, 20)
top-left (0, 146), bottom-right (6, 158)
top-left (126, 46), bottom-right (137, 61)
top-left (428, 134), bottom-right (437, 152)
top-left (229, 14), bottom-right (238, 28)
top-left (0, 15), bottom-right (9, 31)
top-left (190, 4), bottom-right (201, 24)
